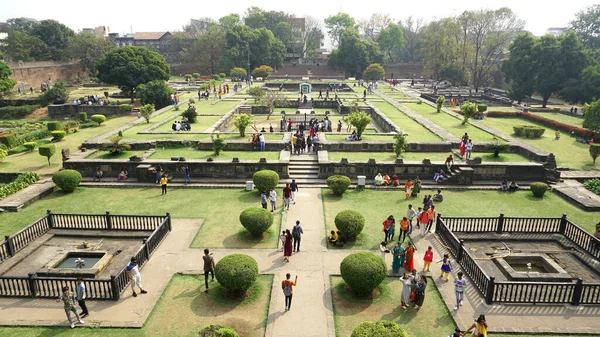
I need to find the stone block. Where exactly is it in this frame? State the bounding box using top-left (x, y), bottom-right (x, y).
top-left (422, 159), bottom-right (432, 165)
top-left (467, 157), bottom-right (482, 164)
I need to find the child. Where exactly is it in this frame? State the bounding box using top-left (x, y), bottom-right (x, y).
top-left (280, 231), bottom-right (286, 252)
top-left (423, 246), bottom-right (434, 272)
top-left (57, 286), bottom-right (84, 328)
top-left (454, 272), bottom-right (466, 311)
top-left (439, 254), bottom-right (452, 281)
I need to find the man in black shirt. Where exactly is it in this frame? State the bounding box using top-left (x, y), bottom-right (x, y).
top-left (290, 179), bottom-right (299, 204)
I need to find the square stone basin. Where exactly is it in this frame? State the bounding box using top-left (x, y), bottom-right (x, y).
top-left (494, 253), bottom-right (572, 282)
top-left (56, 252), bottom-right (105, 269)
top-left (37, 250), bottom-right (113, 279)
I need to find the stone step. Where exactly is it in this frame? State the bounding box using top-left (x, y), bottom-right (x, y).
top-left (289, 174), bottom-right (320, 179)
top-left (289, 170), bottom-right (319, 175)
top-left (288, 163), bottom-right (319, 168)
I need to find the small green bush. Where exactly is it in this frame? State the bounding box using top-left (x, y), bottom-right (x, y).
top-left (530, 182), bottom-right (548, 198)
top-left (78, 112), bottom-right (87, 122)
top-left (23, 142), bottom-right (36, 151)
top-left (181, 107), bottom-right (198, 123)
top-left (81, 121), bottom-right (99, 128)
top-left (219, 72), bottom-right (227, 79)
top-left (477, 104), bottom-right (488, 113)
top-left (513, 125), bottom-right (545, 138)
top-left (253, 170), bottom-right (280, 192)
top-left (198, 324), bottom-right (239, 337)
top-left (38, 144), bottom-right (56, 165)
top-left (0, 148), bottom-right (6, 160)
top-left (214, 254), bottom-right (258, 294)
top-left (584, 178), bottom-right (600, 195)
top-left (0, 134), bottom-right (19, 149)
top-left (119, 104), bottom-right (133, 114)
top-left (50, 130), bottom-right (66, 141)
top-left (351, 320), bottom-right (409, 337)
top-left (212, 134), bottom-right (226, 155)
top-left (192, 73), bottom-right (201, 79)
top-left (340, 252), bottom-right (387, 295)
top-left (552, 107), bottom-right (561, 112)
top-left (212, 74), bottom-right (221, 81)
top-left (327, 175), bottom-right (352, 196)
top-left (335, 210), bottom-right (365, 239)
top-left (47, 121), bottom-right (62, 131)
top-left (513, 125), bottom-right (525, 137)
top-left (90, 114), bottom-right (106, 125)
top-left (239, 207), bottom-right (274, 236)
top-left (52, 169), bottom-right (82, 193)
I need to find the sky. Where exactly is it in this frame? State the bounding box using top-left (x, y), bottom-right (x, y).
top-left (0, 0), bottom-right (595, 47)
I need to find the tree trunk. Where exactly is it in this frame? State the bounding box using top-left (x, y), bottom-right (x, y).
top-left (130, 88), bottom-right (135, 103)
top-left (542, 95), bottom-right (550, 108)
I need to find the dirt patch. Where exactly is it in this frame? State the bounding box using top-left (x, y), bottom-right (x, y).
top-left (26, 106), bottom-right (49, 120)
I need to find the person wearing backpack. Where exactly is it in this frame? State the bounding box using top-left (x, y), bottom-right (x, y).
top-left (282, 273), bottom-right (298, 311)
top-left (292, 220), bottom-right (304, 252)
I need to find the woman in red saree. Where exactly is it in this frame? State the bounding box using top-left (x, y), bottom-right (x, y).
top-left (404, 242), bottom-right (415, 271)
top-left (459, 141), bottom-right (466, 157)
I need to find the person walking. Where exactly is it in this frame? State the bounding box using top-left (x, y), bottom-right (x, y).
top-left (439, 254), bottom-right (452, 282)
top-left (126, 257), bottom-right (147, 297)
top-left (261, 190), bottom-right (268, 209)
top-left (75, 279), bottom-right (89, 318)
top-left (281, 273), bottom-right (298, 311)
top-left (290, 179), bottom-right (299, 204)
top-left (183, 165), bottom-right (191, 184)
top-left (426, 205), bottom-right (436, 233)
top-left (57, 286), bottom-right (84, 328)
top-left (418, 208), bottom-right (429, 236)
top-left (283, 229), bottom-right (293, 262)
top-left (406, 204), bottom-right (416, 235)
top-left (292, 220), bottom-right (303, 252)
top-left (454, 271), bottom-right (466, 310)
top-left (203, 249), bottom-right (215, 293)
top-left (269, 188), bottom-right (277, 212)
top-left (160, 174), bottom-right (168, 195)
top-left (283, 183), bottom-right (292, 211)
top-left (466, 139), bottom-right (473, 159)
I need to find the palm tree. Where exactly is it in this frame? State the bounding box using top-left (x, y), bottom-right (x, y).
top-left (102, 136), bottom-right (131, 155)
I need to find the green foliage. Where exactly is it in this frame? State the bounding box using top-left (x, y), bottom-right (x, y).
top-left (351, 320), bottom-right (409, 337)
top-left (0, 134), bottom-right (19, 148)
top-left (340, 252), bottom-right (387, 295)
top-left (67, 31), bottom-right (114, 75)
top-left (47, 121), bottom-right (63, 131)
top-left (0, 105), bottom-right (35, 119)
top-left (52, 169), bottom-right (82, 193)
top-left (0, 148), bottom-right (6, 160)
top-left (212, 75), bottom-right (221, 81)
top-left (0, 52), bottom-right (17, 95)
top-left (325, 13), bottom-right (357, 47)
top-left (181, 107), bottom-right (198, 123)
top-left (583, 99), bottom-right (600, 132)
top-left (376, 24), bottom-right (404, 63)
top-left (90, 114), bottom-right (106, 125)
top-left (78, 112), bottom-right (87, 122)
top-left (512, 125), bottom-right (545, 138)
top-left (485, 139), bottom-right (511, 157)
top-left (212, 134), bottom-right (226, 155)
top-left (38, 144), bottom-right (56, 165)
top-left (233, 113), bottom-right (253, 137)
top-left (239, 207), bottom-right (274, 236)
top-left (140, 104), bottom-right (155, 123)
top-left (102, 135), bottom-right (131, 155)
top-left (346, 111), bottom-right (372, 139)
top-left (198, 324), bottom-right (240, 337)
top-left (230, 67), bottom-right (247, 78)
top-left (252, 170), bottom-right (280, 192)
top-left (259, 90), bottom-right (288, 117)
top-left (584, 178), bottom-right (600, 195)
top-left (335, 210), bottom-right (366, 239)
top-left (327, 175), bottom-right (352, 196)
top-left (248, 87), bottom-right (266, 103)
top-left (0, 172), bottom-right (40, 199)
top-left (328, 28), bottom-right (383, 78)
top-left (23, 142), bottom-right (36, 151)
top-left (439, 65), bottom-right (466, 86)
top-left (81, 121), bottom-right (99, 128)
top-left (590, 144), bottom-right (600, 164)
top-left (460, 101), bottom-right (477, 125)
top-left (137, 80), bottom-right (173, 110)
top-left (362, 63), bottom-right (385, 80)
top-left (37, 82), bottom-right (69, 106)
top-left (214, 254), bottom-right (259, 294)
top-left (569, 4), bottom-right (600, 50)
top-left (502, 33), bottom-right (537, 104)
top-left (192, 73), bottom-right (201, 79)
top-left (435, 95), bottom-right (445, 113)
top-left (219, 72), bottom-right (226, 78)
top-left (184, 74), bottom-right (193, 81)
top-left (252, 65), bottom-right (274, 78)
top-left (393, 133), bottom-right (408, 157)
top-left (50, 130), bottom-right (66, 141)
top-left (225, 26), bottom-right (285, 70)
top-left (119, 104), bottom-right (133, 114)
top-left (530, 182), bottom-right (548, 198)
top-left (189, 98), bottom-right (196, 104)
top-left (477, 104), bottom-right (488, 113)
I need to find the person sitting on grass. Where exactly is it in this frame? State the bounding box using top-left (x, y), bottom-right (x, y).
top-left (348, 130), bottom-right (358, 141)
top-left (328, 230), bottom-right (339, 245)
top-left (509, 180), bottom-right (519, 192)
top-left (335, 231), bottom-right (347, 247)
top-left (555, 130), bottom-right (561, 140)
top-left (117, 169), bottom-right (128, 181)
top-left (94, 167), bottom-right (103, 181)
top-left (433, 189), bottom-right (444, 202)
top-left (500, 180), bottom-right (509, 191)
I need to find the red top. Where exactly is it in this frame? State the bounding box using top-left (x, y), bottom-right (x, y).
top-left (283, 187), bottom-right (292, 198)
top-left (424, 250), bottom-right (434, 262)
top-left (382, 219), bottom-right (393, 231)
top-left (418, 212), bottom-right (429, 224)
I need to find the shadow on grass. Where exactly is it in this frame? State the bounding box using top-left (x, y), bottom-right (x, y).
top-left (190, 276), bottom-right (265, 317)
top-left (221, 229), bottom-right (276, 249)
top-left (331, 279), bottom-right (394, 316)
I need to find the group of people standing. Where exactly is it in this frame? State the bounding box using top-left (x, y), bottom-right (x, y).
top-left (458, 133), bottom-right (474, 159)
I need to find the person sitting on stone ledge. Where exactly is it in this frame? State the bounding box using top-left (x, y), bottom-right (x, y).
top-left (500, 180), bottom-right (509, 191)
top-left (433, 169), bottom-right (446, 183)
top-left (374, 173), bottom-right (384, 186)
top-left (433, 189), bottom-right (444, 202)
top-left (94, 167), bottom-right (103, 181)
top-left (383, 174), bottom-right (391, 186)
top-left (118, 169), bottom-right (128, 181)
top-left (392, 175), bottom-right (400, 187)
top-left (509, 180), bottom-right (519, 192)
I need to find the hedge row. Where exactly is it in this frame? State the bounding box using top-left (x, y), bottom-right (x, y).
top-left (0, 105), bottom-right (37, 119)
top-left (0, 172), bottom-right (40, 199)
top-left (513, 125), bottom-right (545, 138)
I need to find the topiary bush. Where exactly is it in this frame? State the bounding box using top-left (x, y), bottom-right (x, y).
top-left (513, 125), bottom-right (545, 138)
top-left (78, 112), bottom-right (87, 122)
top-left (584, 178), bottom-right (600, 195)
top-left (253, 170), bottom-right (280, 192)
top-left (239, 207), bottom-right (274, 236)
top-left (327, 175), bottom-right (352, 196)
top-left (90, 114), bottom-right (106, 125)
top-left (47, 121), bottom-right (62, 131)
top-left (119, 104), bottom-right (133, 114)
top-left (340, 252), bottom-right (387, 295)
top-left (335, 210), bottom-right (366, 239)
top-left (81, 121), bottom-right (99, 128)
top-left (181, 107), bottom-right (198, 123)
top-left (212, 74), bottom-right (221, 81)
top-left (0, 148), bottom-right (6, 161)
top-left (530, 182), bottom-right (548, 198)
top-left (351, 320), bottom-right (409, 337)
top-left (38, 144), bottom-right (56, 165)
top-left (214, 254), bottom-right (259, 295)
top-left (50, 130), bottom-right (66, 141)
top-left (0, 134), bottom-right (19, 149)
top-left (198, 324), bottom-right (239, 337)
top-left (52, 169), bottom-right (82, 193)
top-left (477, 104), bottom-right (488, 113)
top-left (219, 72), bottom-right (227, 79)
top-left (23, 142), bottom-right (36, 151)
top-left (513, 125), bottom-right (525, 137)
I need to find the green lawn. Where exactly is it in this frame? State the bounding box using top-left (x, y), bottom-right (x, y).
top-left (529, 111), bottom-right (584, 127)
top-left (487, 106), bottom-right (521, 112)
top-left (149, 149), bottom-right (280, 161)
top-left (86, 150), bottom-right (147, 159)
top-left (0, 188), bottom-right (283, 249)
top-left (322, 189), bottom-right (600, 250)
top-left (331, 276), bottom-right (456, 337)
top-left (479, 117), bottom-right (597, 170)
top-left (370, 101), bottom-right (442, 142)
top-left (0, 115), bottom-right (137, 174)
top-left (0, 274), bottom-right (272, 337)
top-left (154, 115), bottom-right (222, 132)
top-left (403, 103), bottom-right (499, 142)
top-left (327, 152), bottom-right (531, 163)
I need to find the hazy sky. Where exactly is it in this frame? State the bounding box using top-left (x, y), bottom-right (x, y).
top-left (0, 0), bottom-right (594, 44)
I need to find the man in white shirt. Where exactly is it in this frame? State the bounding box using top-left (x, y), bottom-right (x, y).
top-left (269, 188), bottom-right (277, 212)
top-left (259, 133), bottom-right (266, 151)
top-left (175, 121), bottom-right (181, 131)
top-left (466, 140), bottom-right (473, 159)
top-left (126, 257), bottom-right (147, 297)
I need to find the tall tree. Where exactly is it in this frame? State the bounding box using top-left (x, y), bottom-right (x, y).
top-left (5, 30), bottom-right (52, 61)
top-left (219, 14), bottom-right (241, 29)
top-left (182, 18), bottom-right (214, 33)
top-left (67, 32), bottom-right (114, 75)
top-left (325, 13), bottom-right (356, 47)
top-left (533, 35), bottom-right (562, 108)
top-left (579, 64), bottom-right (600, 103)
top-left (225, 25), bottom-right (285, 71)
top-left (399, 16), bottom-right (425, 62)
top-left (5, 17), bottom-right (38, 33)
top-left (329, 28), bottom-right (382, 78)
top-left (359, 13), bottom-right (392, 41)
top-left (569, 5), bottom-right (600, 51)
top-left (557, 31), bottom-right (591, 103)
top-left (502, 33), bottom-right (537, 103)
top-left (376, 23), bottom-right (404, 63)
top-left (95, 46), bottom-right (170, 102)
top-left (0, 53), bottom-right (16, 96)
top-left (299, 16), bottom-right (324, 57)
top-left (421, 18), bottom-right (461, 79)
top-left (30, 20), bottom-right (74, 60)
top-left (185, 25), bottom-right (226, 75)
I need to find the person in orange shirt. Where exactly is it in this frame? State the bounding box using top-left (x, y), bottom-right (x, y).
top-left (426, 205), bottom-right (437, 234)
top-left (399, 217), bottom-right (410, 243)
top-left (418, 208), bottom-right (429, 236)
top-left (404, 179), bottom-right (413, 199)
top-left (281, 273), bottom-right (298, 311)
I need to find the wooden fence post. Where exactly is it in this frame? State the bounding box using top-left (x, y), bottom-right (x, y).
top-left (166, 212), bottom-right (172, 232)
top-left (485, 277), bottom-right (495, 305)
top-left (106, 211), bottom-right (112, 230)
top-left (46, 210), bottom-right (54, 228)
top-left (4, 236), bottom-right (14, 257)
top-left (457, 240), bottom-right (464, 262)
top-left (436, 213), bottom-right (442, 233)
top-left (143, 238), bottom-right (150, 260)
top-left (110, 276), bottom-right (120, 301)
top-left (559, 214), bottom-right (567, 233)
top-left (28, 273), bottom-right (37, 297)
top-left (497, 213), bottom-right (504, 234)
top-left (571, 278), bottom-right (583, 306)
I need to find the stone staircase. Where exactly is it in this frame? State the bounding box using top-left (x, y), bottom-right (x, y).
top-left (288, 152), bottom-right (319, 183)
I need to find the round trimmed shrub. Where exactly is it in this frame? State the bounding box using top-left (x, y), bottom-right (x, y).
top-left (530, 182), bottom-right (548, 198)
top-left (524, 125), bottom-right (545, 138)
top-left (212, 74), bottom-right (221, 81)
top-left (119, 104), bottom-right (133, 114)
top-left (219, 72), bottom-right (227, 79)
top-left (252, 170), bottom-right (280, 192)
top-left (23, 142), bottom-right (36, 151)
top-left (351, 320), bottom-right (409, 337)
top-left (198, 324), bottom-right (239, 337)
top-left (192, 73), bottom-right (201, 79)
top-left (477, 104), bottom-right (488, 113)
top-left (239, 207), bottom-right (274, 236)
top-left (214, 254), bottom-right (259, 294)
top-left (327, 175), bottom-right (352, 196)
top-left (52, 169), bottom-right (82, 193)
top-left (47, 121), bottom-right (62, 131)
top-left (78, 112), bottom-right (88, 122)
top-left (90, 114), bottom-right (106, 125)
top-left (50, 130), bottom-right (66, 141)
top-left (335, 210), bottom-right (365, 239)
top-left (340, 252), bottom-right (387, 295)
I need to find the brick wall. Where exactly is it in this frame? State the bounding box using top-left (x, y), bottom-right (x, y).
top-left (8, 61), bottom-right (82, 90)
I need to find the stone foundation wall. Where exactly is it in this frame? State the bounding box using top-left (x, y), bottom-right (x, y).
top-left (48, 104), bottom-right (128, 118)
top-left (8, 61), bottom-right (82, 90)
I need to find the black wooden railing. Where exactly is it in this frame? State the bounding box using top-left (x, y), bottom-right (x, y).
top-left (492, 281), bottom-right (577, 304)
top-left (562, 220), bottom-right (600, 260)
top-left (0, 211), bottom-right (171, 300)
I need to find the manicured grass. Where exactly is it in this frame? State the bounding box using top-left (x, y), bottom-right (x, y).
top-left (0, 115), bottom-right (137, 174)
top-left (479, 117), bottom-right (597, 170)
top-left (0, 188), bottom-right (283, 249)
top-left (155, 115), bottom-right (222, 132)
top-left (150, 149), bottom-right (280, 161)
top-left (529, 111), bottom-right (584, 127)
top-left (0, 274), bottom-right (273, 337)
top-left (322, 189), bottom-right (600, 250)
top-left (326, 152), bottom-right (531, 163)
top-left (331, 276), bottom-right (456, 337)
top-left (370, 101), bottom-right (442, 142)
top-left (86, 150), bottom-right (147, 159)
top-left (403, 103), bottom-right (499, 142)
top-left (486, 106), bottom-right (521, 112)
